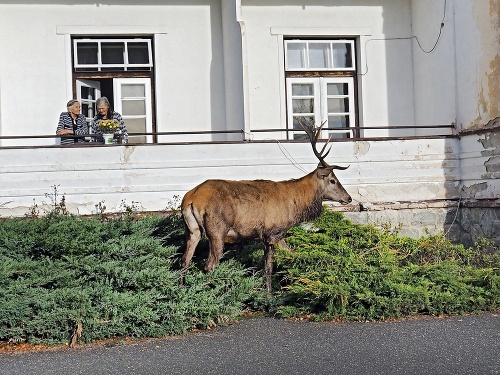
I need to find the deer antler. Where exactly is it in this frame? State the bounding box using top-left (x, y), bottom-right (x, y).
top-left (297, 119), bottom-right (349, 170)
top-left (298, 119), bottom-right (332, 168)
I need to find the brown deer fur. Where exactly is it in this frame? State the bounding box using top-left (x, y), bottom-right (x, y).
top-left (180, 122), bottom-right (352, 291)
top-left (181, 166), bottom-right (351, 291)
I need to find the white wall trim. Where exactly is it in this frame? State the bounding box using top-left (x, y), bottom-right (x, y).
top-left (56, 25), bottom-right (168, 35)
top-left (270, 27), bottom-right (372, 36)
top-left (64, 34), bottom-right (73, 108)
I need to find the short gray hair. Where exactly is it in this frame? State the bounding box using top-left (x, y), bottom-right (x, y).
top-left (96, 97), bottom-right (110, 108)
top-left (66, 99), bottom-right (79, 108)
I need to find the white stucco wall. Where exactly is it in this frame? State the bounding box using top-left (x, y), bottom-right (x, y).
top-left (453, 0), bottom-right (500, 130)
top-left (0, 138), bottom-right (459, 218)
top-left (410, 0), bottom-right (457, 134)
top-left (240, 0), bottom-right (417, 139)
top-left (0, 1), bottom-right (226, 146)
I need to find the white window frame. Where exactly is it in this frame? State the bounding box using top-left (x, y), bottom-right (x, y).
top-left (285, 40), bottom-right (355, 71)
top-left (287, 77), bottom-right (355, 139)
top-left (73, 38), bottom-right (153, 71)
top-left (76, 79), bottom-right (101, 123)
top-left (113, 78), bottom-right (153, 144)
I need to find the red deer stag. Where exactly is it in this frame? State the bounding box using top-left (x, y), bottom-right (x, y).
top-left (180, 122), bottom-right (352, 291)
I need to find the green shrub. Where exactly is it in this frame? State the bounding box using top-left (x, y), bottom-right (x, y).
top-left (0, 208), bottom-right (498, 345)
top-left (259, 210), bottom-right (499, 321)
top-left (0, 214), bottom-right (259, 345)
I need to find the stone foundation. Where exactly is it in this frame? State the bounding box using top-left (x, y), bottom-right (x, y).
top-left (336, 201), bottom-right (500, 248)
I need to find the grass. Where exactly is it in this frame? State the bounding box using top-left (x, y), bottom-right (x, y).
top-left (0, 206), bottom-right (498, 346)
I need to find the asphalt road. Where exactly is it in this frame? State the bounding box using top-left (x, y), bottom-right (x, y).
top-left (0, 313), bottom-right (498, 375)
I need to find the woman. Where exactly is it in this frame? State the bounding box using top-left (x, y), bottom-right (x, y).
top-left (91, 97), bottom-right (128, 143)
top-left (56, 99), bottom-right (88, 145)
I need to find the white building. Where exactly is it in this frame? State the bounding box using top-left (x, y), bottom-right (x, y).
top-left (0, 0), bottom-right (498, 245)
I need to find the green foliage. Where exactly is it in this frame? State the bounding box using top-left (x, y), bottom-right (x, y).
top-left (257, 210), bottom-right (499, 321)
top-left (0, 206), bottom-right (498, 346)
top-left (0, 213), bottom-right (259, 345)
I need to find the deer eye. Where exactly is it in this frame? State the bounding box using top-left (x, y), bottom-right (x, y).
top-left (330, 179), bottom-right (337, 185)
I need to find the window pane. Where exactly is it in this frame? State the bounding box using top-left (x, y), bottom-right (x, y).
top-left (122, 100), bottom-right (146, 116)
top-left (81, 103), bottom-right (89, 117)
top-left (80, 86), bottom-right (96, 100)
top-left (124, 118), bottom-right (146, 133)
top-left (327, 83), bottom-right (348, 96)
top-left (292, 98), bottom-right (314, 113)
top-left (293, 116), bottom-right (314, 139)
top-left (327, 98), bottom-right (349, 113)
top-left (332, 43), bottom-right (352, 68)
top-left (122, 84), bottom-right (145, 98)
top-left (328, 132), bottom-right (349, 139)
top-left (328, 115), bottom-right (349, 128)
top-left (287, 43), bottom-right (306, 69)
top-left (309, 43), bottom-right (330, 69)
top-left (293, 116), bottom-right (314, 129)
top-left (77, 43), bottom-right (98, 64)
top-left (128, 42), bottom-right (149, 64)
top-left (101, 42), bottom-right (125, 64)
top-left (291, 84), bottom-right (314, 96)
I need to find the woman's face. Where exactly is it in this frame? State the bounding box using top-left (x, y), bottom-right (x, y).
top-left (97, 104), bottom-right (109, 119)
top-left (69, 102), bottom-right (81, 115)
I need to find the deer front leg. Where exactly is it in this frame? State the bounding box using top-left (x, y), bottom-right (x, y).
top-left (264, 242), bottom-right (275, 292)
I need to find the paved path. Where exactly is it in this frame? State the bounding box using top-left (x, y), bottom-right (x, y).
top-left (0, 313), bottom-right (498, 375)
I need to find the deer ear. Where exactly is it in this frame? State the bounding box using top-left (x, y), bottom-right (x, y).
top-left (316, 167), bottom-right (333, 178)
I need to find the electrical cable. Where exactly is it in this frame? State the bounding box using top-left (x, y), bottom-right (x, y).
top-left (359, 0), bottom-right (447, 76)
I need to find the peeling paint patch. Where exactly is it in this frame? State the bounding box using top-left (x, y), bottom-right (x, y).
top-left (462, 182), bottom-right (488, 198)
top-left (353, 141), bottom-right (370, 156)
top-left (485, 156), bottom-right (500, 172)
top-left (478, 130), bottom-right (500, 157)
top-left (121, 145), bottom-right (136, 164)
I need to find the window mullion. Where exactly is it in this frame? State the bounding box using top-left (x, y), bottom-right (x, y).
top-left (97, 41), bottom-right (102, 72)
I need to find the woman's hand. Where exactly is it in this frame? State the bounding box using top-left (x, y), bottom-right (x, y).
top-left (57, 129), bottom-right (73, 136)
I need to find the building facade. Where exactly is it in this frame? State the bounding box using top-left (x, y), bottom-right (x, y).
top-left (0, 0), bottom-right (498, 245)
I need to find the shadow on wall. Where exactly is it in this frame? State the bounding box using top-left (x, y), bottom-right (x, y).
top-left (445, 128), bottom-right (500, 247)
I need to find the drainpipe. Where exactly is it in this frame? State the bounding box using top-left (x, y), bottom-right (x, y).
top-left (235, 0), bottom-right (251, 140)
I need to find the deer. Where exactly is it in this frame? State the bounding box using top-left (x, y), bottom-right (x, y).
top-left (180, 122), bottom-right (352, 292)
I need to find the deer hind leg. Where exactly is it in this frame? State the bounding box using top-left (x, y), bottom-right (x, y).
top-left (180, 205), bottom-right (202, 284)
top-left (264, 242), bottom-right (275, 292)
top-left (205, 233), bottom-right (225, 273)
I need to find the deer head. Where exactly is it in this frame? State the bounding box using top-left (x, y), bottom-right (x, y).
top-left (299, 119), bottom-right (352, 204)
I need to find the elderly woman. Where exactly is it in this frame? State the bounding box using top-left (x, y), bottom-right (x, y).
top-left (91, 97), bottom-right (128, 143)
top-left (56, 99), bottom-right (89, 145)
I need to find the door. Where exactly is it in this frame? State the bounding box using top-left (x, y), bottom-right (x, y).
top-left (286, 78), bottom-right (322, 140)
top-left (76, 80), bottom-right (101, 141)
top-left (287, 77), bottom-right (355, 139)
top-left (76, 79), bottom-right (101, 125)
top-left (113, 78), bottom-right (152, 144)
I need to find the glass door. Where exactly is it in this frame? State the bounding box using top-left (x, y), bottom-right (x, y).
top-left (113, 78), bottom-right (152, 144)
top-left (320, 77), bottom-right (354, 139)
top-left (286, 78), bottom-right (322, 140)
top-left (287, 77), bottom-right (355, 140)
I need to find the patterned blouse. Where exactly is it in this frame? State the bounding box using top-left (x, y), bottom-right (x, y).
top-left (91, 111), bottom-right (128, 143)
top-left (56, 112), bottom-right (89, 145)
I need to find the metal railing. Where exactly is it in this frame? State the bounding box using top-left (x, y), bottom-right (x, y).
top-left (0, 124), bottom-right (457, 147)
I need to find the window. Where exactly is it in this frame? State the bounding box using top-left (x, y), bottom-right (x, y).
top-left (285, 40), bottom-right (355, 71)
top-left (72, 37), bottom-right (155, 144)
top-left (285, 39), bottom-right (357, 139)
top-left (74, 38), bottom-right (153, 72)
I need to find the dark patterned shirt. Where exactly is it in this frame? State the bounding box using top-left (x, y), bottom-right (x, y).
top-left (57, 112), bottom-right (88, 145)
top-left (91, 111), bottom-right (128, 143)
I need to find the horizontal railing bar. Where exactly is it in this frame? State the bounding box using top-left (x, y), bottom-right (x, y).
top-left (0, 125), bottom-right (455, 140)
